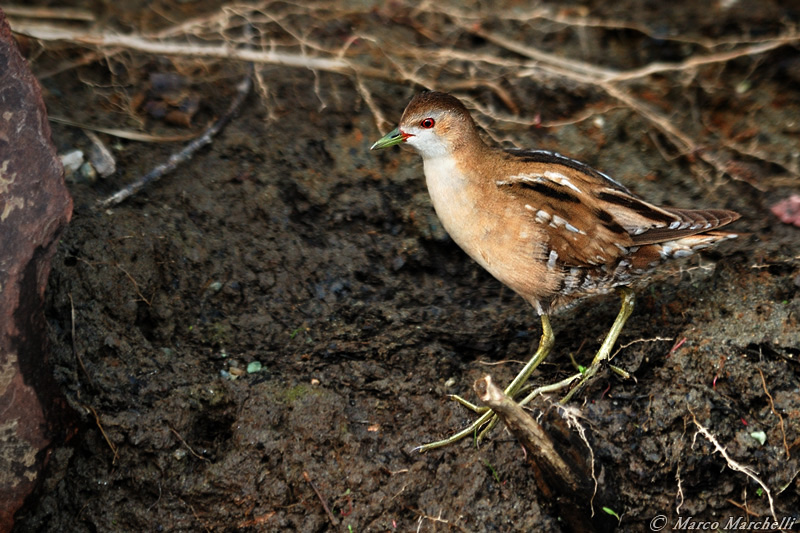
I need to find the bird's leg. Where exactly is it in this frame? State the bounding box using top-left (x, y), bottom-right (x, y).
top-left (450, 314), bottom-right (554, 412)
top-left (504, 314), bottom-right (555, 398)
top-left (415, 315), bottom-right (555, 452)
top-left (560, 288), bottom-right (635, 404)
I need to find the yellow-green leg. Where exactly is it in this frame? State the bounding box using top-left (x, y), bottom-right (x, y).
top-left (560, 288), bottom-right (635, 404)
top-left (415, 315), bottom-right (555, 452)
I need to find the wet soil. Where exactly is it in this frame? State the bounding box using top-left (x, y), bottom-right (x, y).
top-left (11, 1), bottom-right (800, 531)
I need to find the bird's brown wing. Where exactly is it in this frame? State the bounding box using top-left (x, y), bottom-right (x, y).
top-left (494, 166), bottom-right (634, 268)
top-left (594, 187), bottom-right (740, 245)
top-left (495, 150), bottom-right (739, 267)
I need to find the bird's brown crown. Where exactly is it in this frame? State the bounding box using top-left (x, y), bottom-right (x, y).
top-left (402, 91), bottom-right (470, 118)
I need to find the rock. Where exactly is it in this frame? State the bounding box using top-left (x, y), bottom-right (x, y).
top-left (0, 9), bottom-right (74, 532)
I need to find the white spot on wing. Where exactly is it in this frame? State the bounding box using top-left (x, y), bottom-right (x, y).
top-left (509, 173), bottom-right (536, 183)
top-left (510, 171), bottom-right (584, 194)
top-left (534, 209), bottom-right (550, 223)
top-left (551, 214), bottom-right (567, 228)
top-left (549, 214), bottom-right (585, 234)
top-left (543, 171), bottom-right (582, 193)
top-left (547, 249), bottom-right (558, 269)
top-left (566, 268), bottom-right (581, 289)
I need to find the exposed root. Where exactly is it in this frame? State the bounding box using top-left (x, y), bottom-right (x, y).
top-left (689, 407), bottom-right (777, 520)
top-left (410, 508), bottom-right (467, 532)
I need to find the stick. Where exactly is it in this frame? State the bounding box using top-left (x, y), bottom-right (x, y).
top-left (475, 375), bottom-right (619, 531)
top-left (303, 471), bottom-right (338, 527)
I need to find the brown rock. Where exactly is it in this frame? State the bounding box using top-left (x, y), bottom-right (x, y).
top-left (0, 9), bottom-right (74, 532)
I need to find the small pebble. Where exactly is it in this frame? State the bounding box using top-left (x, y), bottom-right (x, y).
top-left (79, 162), bottom-right (97, 184)
top-left (86, 130), bottom-right (116, 177)
top-left (60, 149), bottom-right (84, 173)
top-left (749, 430), bottom-right (767, 445)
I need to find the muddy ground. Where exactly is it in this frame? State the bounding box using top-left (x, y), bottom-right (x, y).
top-left (10, 1), bottom-right (800, 531)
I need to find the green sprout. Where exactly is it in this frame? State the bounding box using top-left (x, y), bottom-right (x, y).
top-left (484, 459), bottom-right (501, 483)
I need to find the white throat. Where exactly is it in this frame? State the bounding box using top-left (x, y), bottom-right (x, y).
top-left (406, 131), bottom-right (451, 159)
top-left (422, 155), bottom-right (464, 204)
top-left (420, 154), bottom-right (478, 247)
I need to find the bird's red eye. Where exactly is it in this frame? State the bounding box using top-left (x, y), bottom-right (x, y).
top-left (420, 118), bottom-right (435, 129)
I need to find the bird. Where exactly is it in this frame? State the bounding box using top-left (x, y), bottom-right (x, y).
top-left (371, 91), bottom-right (740, 451)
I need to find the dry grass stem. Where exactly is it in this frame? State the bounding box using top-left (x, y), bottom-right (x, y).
top-left (303, 471), bottom-right (338, 527)
top-left (167, 423), bottom-right (211, 462)
top-left (4, 5), bottom-right (95, 22)
top-left (758, 368), bottom-right (790, 459)
top-left (68, 293), bottom-right (93, 387)
top-left (49, 115), bottom-right (201, 142)
top-left (84, 404), bottom-right (119, 464)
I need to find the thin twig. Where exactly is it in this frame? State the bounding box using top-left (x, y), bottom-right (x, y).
top-left (68, 293), bottom-right (94, 387)
top-left (4, 5), bottom-right (95, 22)
top-left (758, 368), bottom-right (790, 459)
top-left (179, 498), bottom-right (213, 533)
top-left (85, 404), bottom-right (119, 464)
top-left (167, 422), bottom-right (211, 462)
top-left (726, 498), bottom-right (760, 517)
top-left (354, 73), bottom-right (389, 133)
top-left (114, 263), bottom-right (152, 305)
top-left (49, 115), bottom-right (201, 142)
top-left (611, 336), bottom-right (674, 359)
top-left (303, 471), bottom-right (338, 527)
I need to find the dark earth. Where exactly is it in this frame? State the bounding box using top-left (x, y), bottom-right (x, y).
top-left (10, 0), bottom-right (800, 531)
